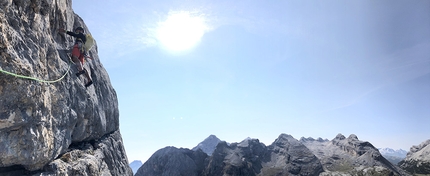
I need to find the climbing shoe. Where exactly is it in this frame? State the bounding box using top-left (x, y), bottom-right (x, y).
top-left (76, 70), bottom-right (86, 77)
top-left (85, 81), bottom-right (93, 88)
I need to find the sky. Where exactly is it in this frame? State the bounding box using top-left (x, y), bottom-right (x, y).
top-left (72, 0), bottom-right (430, 163)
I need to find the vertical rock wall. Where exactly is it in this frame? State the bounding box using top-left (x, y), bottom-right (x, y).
top-left (0, 0), bottom-right (132, 175)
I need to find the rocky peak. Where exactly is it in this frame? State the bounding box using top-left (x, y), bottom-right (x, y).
top-left (399, 139), bottom-right (430, 175)
top-left (302, 134), bottom-right (408, 175)
top-left (334, 133), bottom-right (346, 140)
top-left (300, 137), bottom-right (329, 143)
top-left (0, 0), bottom-right (132, 175)
top-left (135, 147), bottom-right (207, 176)
top-left (140, 133), bottom-right (414, 176)
top-left (408, 139), bottom-right (430, 156)
top-left (273, 133), bottom-right (301, 147)
top-left (347, 134), bottom-right (359, 140)
top-left (192, 134), bottom-right (221, 156)
top-left (300, 137), bottom-right (315, 142)
top-left (139, 134), bottom-right (323, 176)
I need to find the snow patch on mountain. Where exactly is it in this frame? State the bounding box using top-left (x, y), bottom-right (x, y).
top-left (377, 148), bottom-right (407, 164)
top-left (378, 148), bottom-right (407, 158)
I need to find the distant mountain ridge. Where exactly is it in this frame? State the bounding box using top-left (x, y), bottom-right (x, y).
top-left (129, 160), bottom-right (143, 174)
top-left (135, 133), bottom-right (411, 176)
top-left (378, 148), bottom-right (408, 158)
top-left (302, 134), bottom-right (408, 175)
top-left (378, 148), bottom-right (407, 165)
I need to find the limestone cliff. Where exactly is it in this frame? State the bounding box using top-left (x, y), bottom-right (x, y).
top-left (399, 139), bottom-right (430, 175)
top-left (0, 0), bottom-right (132, 175)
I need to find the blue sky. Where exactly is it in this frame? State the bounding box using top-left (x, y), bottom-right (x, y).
top-left (73, 0), bottom-right (430, 162)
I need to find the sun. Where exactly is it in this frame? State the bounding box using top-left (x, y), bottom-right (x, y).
top-left (156, 11), bottom-right (208, 52)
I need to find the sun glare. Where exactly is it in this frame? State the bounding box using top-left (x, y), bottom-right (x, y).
top-left (156, 11), bottom-right (208, 52)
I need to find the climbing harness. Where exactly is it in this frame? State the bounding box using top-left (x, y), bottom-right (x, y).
top-left (0, 61), bottom-right (72, 83)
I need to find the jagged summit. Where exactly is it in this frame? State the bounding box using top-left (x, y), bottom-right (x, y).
top-left (301, 134), bottom-right (408, 175)
top-left (348, 134), bottom-right (359, 140)
top-left (334, 133), bottom-right (346, 140)
top-left (273, 133), bottom-right (301, 146)
top-left (192, 134), bottom-right (221, 156)
top-left (300, 137), bottom-right (329, 143)
top-left (137, 133), bottom-right (409, 176)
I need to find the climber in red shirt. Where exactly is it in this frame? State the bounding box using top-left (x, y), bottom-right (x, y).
top-left (59, 27), bottom-right (93, 87)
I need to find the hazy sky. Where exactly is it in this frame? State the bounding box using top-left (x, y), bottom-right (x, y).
top-left (73, 0), bottom-right (430, 163)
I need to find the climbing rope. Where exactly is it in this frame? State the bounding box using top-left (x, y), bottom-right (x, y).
top-left (0, 61), bottom-right (72, 83)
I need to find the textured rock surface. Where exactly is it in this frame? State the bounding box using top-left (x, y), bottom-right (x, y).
top-left (302, 134), bottom-right (409, 176)
top-left (137, 134), bottom-right (323, 176)
top-left (0, 0), bottom-right (132, 175)
top-left (192, 134), bottom-right (222, 156)
top-left (136, 147), bottom-right (208, 176)
top-left (258, 134), bottom-right (323, 176)
top-left (138, 134), bottom-right (414, 176)
top-left (399, 139), bottom-right (430, 175)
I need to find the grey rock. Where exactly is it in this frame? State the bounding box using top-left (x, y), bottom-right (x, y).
top-left (140, 134), bottom-right (323, 176)
top-left (302, 133), bottom-right (409, 176)
top-left (0, 0), bottom-right (132, 175)
top-left (399, 139), bottom-right (430, 175)
top-left (259, 134), bottom-right (323, 176)
top-left (192, 134), bottom-right (222, 156)
top-left (204, 138), bottom-right (270, 176)
top-left (135, 147), bottom-right (207, 176)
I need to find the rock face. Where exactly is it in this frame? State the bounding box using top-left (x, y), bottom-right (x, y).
top-left (136, 134), bottom-right (324, 176)
top-left (138, 134), bottom-right (412, 176)
top-left (301, 134), bottom-right (409, 176)
top-left (0, 0), bottom-right (132, 175)
top-left (136, 147), bottom-right (208, 176)
top-left (192, 134), bottom-right (222, 156)
top-left (256, 134), bottom-right (323, 176)
top-left (399, 139), bottom-right (430, 175)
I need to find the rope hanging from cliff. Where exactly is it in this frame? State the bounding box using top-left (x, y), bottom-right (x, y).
top-left (0, 61), bottom-right (72, 83)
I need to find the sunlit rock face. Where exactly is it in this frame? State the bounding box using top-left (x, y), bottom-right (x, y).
top-left (0, 0), bottom-right (132, 175)
top-left (400, 139), bottom-right (430, 175)
top-left (302, 134), bottom-right (410, 176)
top-left (137, 134), bottom-right (412, 176)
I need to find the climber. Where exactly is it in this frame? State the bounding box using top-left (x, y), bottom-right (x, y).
top-left (59, 27), bottom-right (93, 87)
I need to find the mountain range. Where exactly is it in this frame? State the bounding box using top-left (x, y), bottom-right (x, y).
top-left (378, 148), bottom-right (408, 165)
top-left (134, 134), bottom-right (421, 176)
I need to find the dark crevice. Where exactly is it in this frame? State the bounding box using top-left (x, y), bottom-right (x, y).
top-left (0, 165), bottom-right (42, 176)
